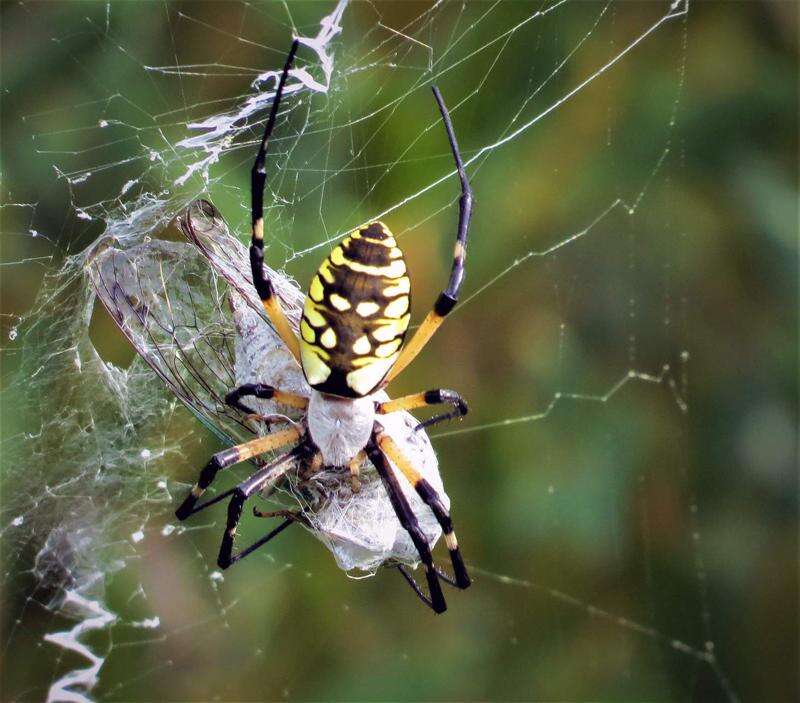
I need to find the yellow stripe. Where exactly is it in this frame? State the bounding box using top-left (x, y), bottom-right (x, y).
top-left (304, 304), bottom-right (326, 328)
top-left (262, 297), bottom-right (300, 360)
top-left (383, 278), bottom-right (410, 296)
top-left (359, 235), bottom-right (397, 247)
top-left (330, 247), bottom-right (406, 278)
top-left (371, 314), bottom-right (410, 342)
top-left (353, 335), bottom-right (371, 355)
top-left (300, 319), bottom-right (315, 343)
top-left (309, 276), bottom-right (324, 302)
top-left (319, 259), bottom-right (335, 283)
top-left (300, 342), bottom-right (332, 384)
top-left (346, 356), bottom-right (396, 395)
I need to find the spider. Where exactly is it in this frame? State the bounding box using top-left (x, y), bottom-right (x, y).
top-left (175, 39), bottom-right (473, 614)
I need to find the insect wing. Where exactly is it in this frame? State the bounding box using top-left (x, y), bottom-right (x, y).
top-left (86, 208), bottom-right (252, 446)
top-left (180, 200), bottom-right (310, 417)
top-left (180, 199), bottom-right (305, 335)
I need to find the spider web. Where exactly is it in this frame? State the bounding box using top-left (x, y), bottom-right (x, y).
top-left (0, 1), bottom-right (748, 700)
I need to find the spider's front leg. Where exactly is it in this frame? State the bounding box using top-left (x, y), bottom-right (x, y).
top-left (376, 388), bottom-right (468, 432)
top-left (385, 87), bottom-right (473, 384)
top-left (249, 39), bottom-right (303, 362)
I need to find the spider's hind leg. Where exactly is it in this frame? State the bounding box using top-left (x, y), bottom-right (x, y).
top-left (374, 429), bottom-right (470, 590)
top-left (249, 40), bottom-right (302, 362)
top-left (366, 437), bottom-right (448, 614)
top-left (396, 563), bottom-right (463, 609)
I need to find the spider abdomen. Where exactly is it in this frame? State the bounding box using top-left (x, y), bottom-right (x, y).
top-left (299, 222), bottom-right (411, 397)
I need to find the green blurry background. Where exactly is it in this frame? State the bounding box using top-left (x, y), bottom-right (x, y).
top-left (1, 1), bottom-right (797, 701)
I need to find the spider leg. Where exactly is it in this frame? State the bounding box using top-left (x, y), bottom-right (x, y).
top-left (386, 86), bottom-right (473, 383)
top-left (252, 507), bottom-right (305, 520)
top-left (217, 444), bottom-right (307, 569)
top-left (348, 450), bottom-right (366, 493)
top-left (250, 39), bottom-right (302, 362)
top-left (225, 383), bottom-right (308, 415)
top-left (374, 428), bottom-right (471, 590)
top-left (175, 426), bottom-right (301, 520)
top-left (396, 563), bottom-right (435, 609)
top-left (365, 436), bottom-right (447, 614)
top-left (376, 388), bottom-right (468, 432)
top-left (396, 563), bottom-right (462, 608)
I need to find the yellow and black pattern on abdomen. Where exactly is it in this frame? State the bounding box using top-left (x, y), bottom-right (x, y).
top-left (299, 222), bottom-right (411, 397)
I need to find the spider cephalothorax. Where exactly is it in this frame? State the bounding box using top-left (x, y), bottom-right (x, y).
top-left (175, 39), bottom-right (473, 613)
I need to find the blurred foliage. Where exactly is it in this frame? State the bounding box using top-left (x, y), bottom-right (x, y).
top-left (1, 1), bottom-right (797, 701)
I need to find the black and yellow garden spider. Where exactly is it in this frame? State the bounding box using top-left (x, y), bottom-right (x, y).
top-left (175, 40), bottom-right (473, 613)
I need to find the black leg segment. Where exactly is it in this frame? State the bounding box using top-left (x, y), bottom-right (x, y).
top-left (413, 476), bottom-right (471, 589)
top-left (217, 444), bottom-right (304, 569)
top-left (375, 431), bottom-right (471, 591)
top-left (175, 446), bottom-right (246, 521)
top-left (225, 383), bottom-right (308, 415)
top-left (376, 388), bottom-right (468, 432)
top-left (175, 426), bottom-right (302, 521)
top-left (431, 85), bottom-right (473, 309)
top-left (248, 39), bottom-right (302, 359)
top-left (385, 87), bottom-right (474, 382)
top-left (366, 438), bottom-right (447, 614)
